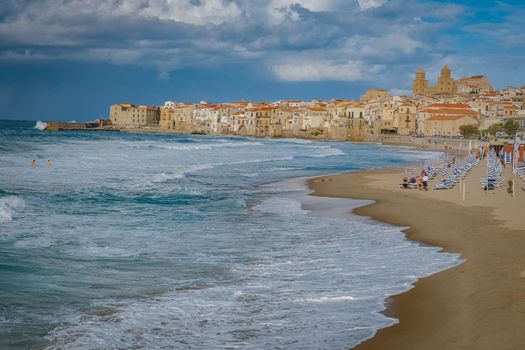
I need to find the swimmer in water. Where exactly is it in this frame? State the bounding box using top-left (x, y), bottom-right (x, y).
top-left (32, 159), bottom-right (36, 167)
top-left (47, 160), bottom-right (51, 167)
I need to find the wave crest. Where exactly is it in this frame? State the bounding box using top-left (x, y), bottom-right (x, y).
top-left (306, 146), bottom-right (345, 158)
top-left (34, 121), bottom-right (47, 131)
top-left (140, 141), bottom-right (262, 151)
top-left (152, 164), bottom-right (215, 183)
top-left (0, 196), bottom-right (26, 224)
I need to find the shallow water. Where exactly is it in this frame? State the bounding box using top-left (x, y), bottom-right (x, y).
top-left (0, 120), bottom-right (461, 349)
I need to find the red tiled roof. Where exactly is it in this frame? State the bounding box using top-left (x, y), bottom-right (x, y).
top-left (426, 103), bottom-right (471, 109)
top-left (422, 108), bottom-right (481, 116)
top-left (427, 115), bottom-right (475, 121)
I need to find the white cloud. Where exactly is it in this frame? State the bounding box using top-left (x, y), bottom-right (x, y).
top-left (269, 0), bottom-right (344, 12)
top-left (272, 59), bottom-right (385, 81)
top-left (342, 31), bottom-right (423, 58)
top-left (141, 0), bottom-right (243, 25)
top-left (357, 0), bottom-right (386, 10)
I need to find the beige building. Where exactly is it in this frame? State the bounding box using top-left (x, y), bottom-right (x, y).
top-left (457, 75), bottom-right (493, 94)
top-left (424, 115), bottom-right (478, 137)
top-left (347, 103), bottom-right (369, 140)
top-left (416, 103), bottom-right (481, 135)
top-left (360, 89), bottom-right (391, 102)
top-left (379, 100), bottom-right (398, 134)
top-left (172, 105), bottom-right (197, 132)
top-left (159, 106), bottom-right (175, 129)
top-left (244, 107), bottom-right (273, 136)
top-left (299, 107), bottom-right (328, 137)
top-left (327, 101), bottom-right (353, 140)
top-left (110, 103), bottom-right (160, 127)
top-left (233, 111), bottom-right (256, 135)
top-left (397, 102), bottom-right (417, 135)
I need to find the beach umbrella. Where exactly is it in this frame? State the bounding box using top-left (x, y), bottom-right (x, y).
top-left (403, 168), bottom-right (408, 178)
top-left (412, 165), bottom-right (417, 176)
top-left (441, 167), bottom-right (448, 177)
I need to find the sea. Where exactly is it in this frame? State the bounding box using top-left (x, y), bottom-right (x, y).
top-left (0, 120), bottom-right (461, 349)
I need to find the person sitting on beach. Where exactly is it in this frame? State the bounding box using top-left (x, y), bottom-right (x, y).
top-left (402, 176), bottom-right (408, 189)
top-left (422, 174), bottom-right (429, 191)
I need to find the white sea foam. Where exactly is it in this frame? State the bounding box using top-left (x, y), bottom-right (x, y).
top-left (300, 296), bottom-right (356, 303)
top-left (151, 172), bottom-right (185, 182)
top-left (34, 121), bottom-right (47, 130)
top-left (151, 157), bottom-right (295, 184)
top-left (305, 146), bottom-right (345, 158)
top-left (252, 197), bottom-right (309, 216)
top-left (229, 156), bottom-right (294, 165)
top-left (139, 141), bottom-right (262, 151)
top-left (78, 246), bottom-right (136, 258)
top-left (0, 196), bottom-right (26, 224)
top-left (267, 138), bottom-right (313, 144)
top-left (267, 166), bottom-right (302, 172)
top-left (151, 164), bottom-right (215, 183)
top-left (239, 172), bottom-right (259, 177)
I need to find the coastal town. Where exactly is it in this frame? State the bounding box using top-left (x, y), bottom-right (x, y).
top-left (81, 65), bottom-right (525, 140)
top-left (7, 0), bottom-right (525, 348)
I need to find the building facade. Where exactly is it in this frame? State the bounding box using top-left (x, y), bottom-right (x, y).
top-left (423, 115), bottom-right (478, 137)
top-left (413, 65), bottom-right (457, 96)
top-left (110, 103), bottom-right (160, 127)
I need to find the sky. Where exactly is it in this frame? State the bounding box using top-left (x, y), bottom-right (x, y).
top-left (0, 0), bottom-right (524, 121)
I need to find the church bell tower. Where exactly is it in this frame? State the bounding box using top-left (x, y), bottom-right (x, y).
top-left (412, 68), bottom-right (429, 95)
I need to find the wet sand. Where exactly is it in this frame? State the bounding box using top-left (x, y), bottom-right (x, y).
top-left (309, 164), bottom-right (525, 350)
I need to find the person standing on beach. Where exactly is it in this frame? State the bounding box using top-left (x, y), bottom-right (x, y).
top-left (422, 173), bottom-right (429, 191)
top-left (417, 174), bottom-right (423, 190)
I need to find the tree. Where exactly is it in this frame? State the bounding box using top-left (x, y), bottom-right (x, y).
top-left (503, 119), bottom-right (519, 136)
top-left (459, 124), bottom-right (479, 138)
top-left (487, 123), bottom-right (504, 136)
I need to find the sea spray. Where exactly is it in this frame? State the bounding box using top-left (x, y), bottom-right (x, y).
top-left (34, 121), bottom-right (47, 131)
top-left (0, 196), bottom-right (26, 224)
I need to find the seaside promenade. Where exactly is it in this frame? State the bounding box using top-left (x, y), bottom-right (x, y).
top-left (310, 159), bottom-right (525, 349)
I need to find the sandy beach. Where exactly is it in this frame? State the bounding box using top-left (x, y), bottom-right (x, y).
top-left (310, 161), bottom-right (525, 349)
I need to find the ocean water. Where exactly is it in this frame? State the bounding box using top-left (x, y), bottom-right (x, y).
top-left (0, 120), bottom-right (461, 349)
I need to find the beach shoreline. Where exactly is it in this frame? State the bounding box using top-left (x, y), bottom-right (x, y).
top-left (308, 165), bottom-right (525, 349)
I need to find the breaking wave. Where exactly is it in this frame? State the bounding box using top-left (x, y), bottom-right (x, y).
top-left (151, 164), bottom-right (215, 183)
top-left (252, 197), bottom-right (309, 216)
top-left (304, 146), bottom-right (345, 158)
top-left (0, 196), bottom-right (26, 224)
top-left (139, 141), bottom-right (262, 151)
top-left (34, 121), bottom-right (47, 131)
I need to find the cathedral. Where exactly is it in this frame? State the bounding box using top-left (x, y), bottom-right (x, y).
top-left (412, 65), bottom-right (457, 96)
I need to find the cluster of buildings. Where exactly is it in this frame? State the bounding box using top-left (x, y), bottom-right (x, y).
top-left (109, 66), bottom-right (525, 140)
